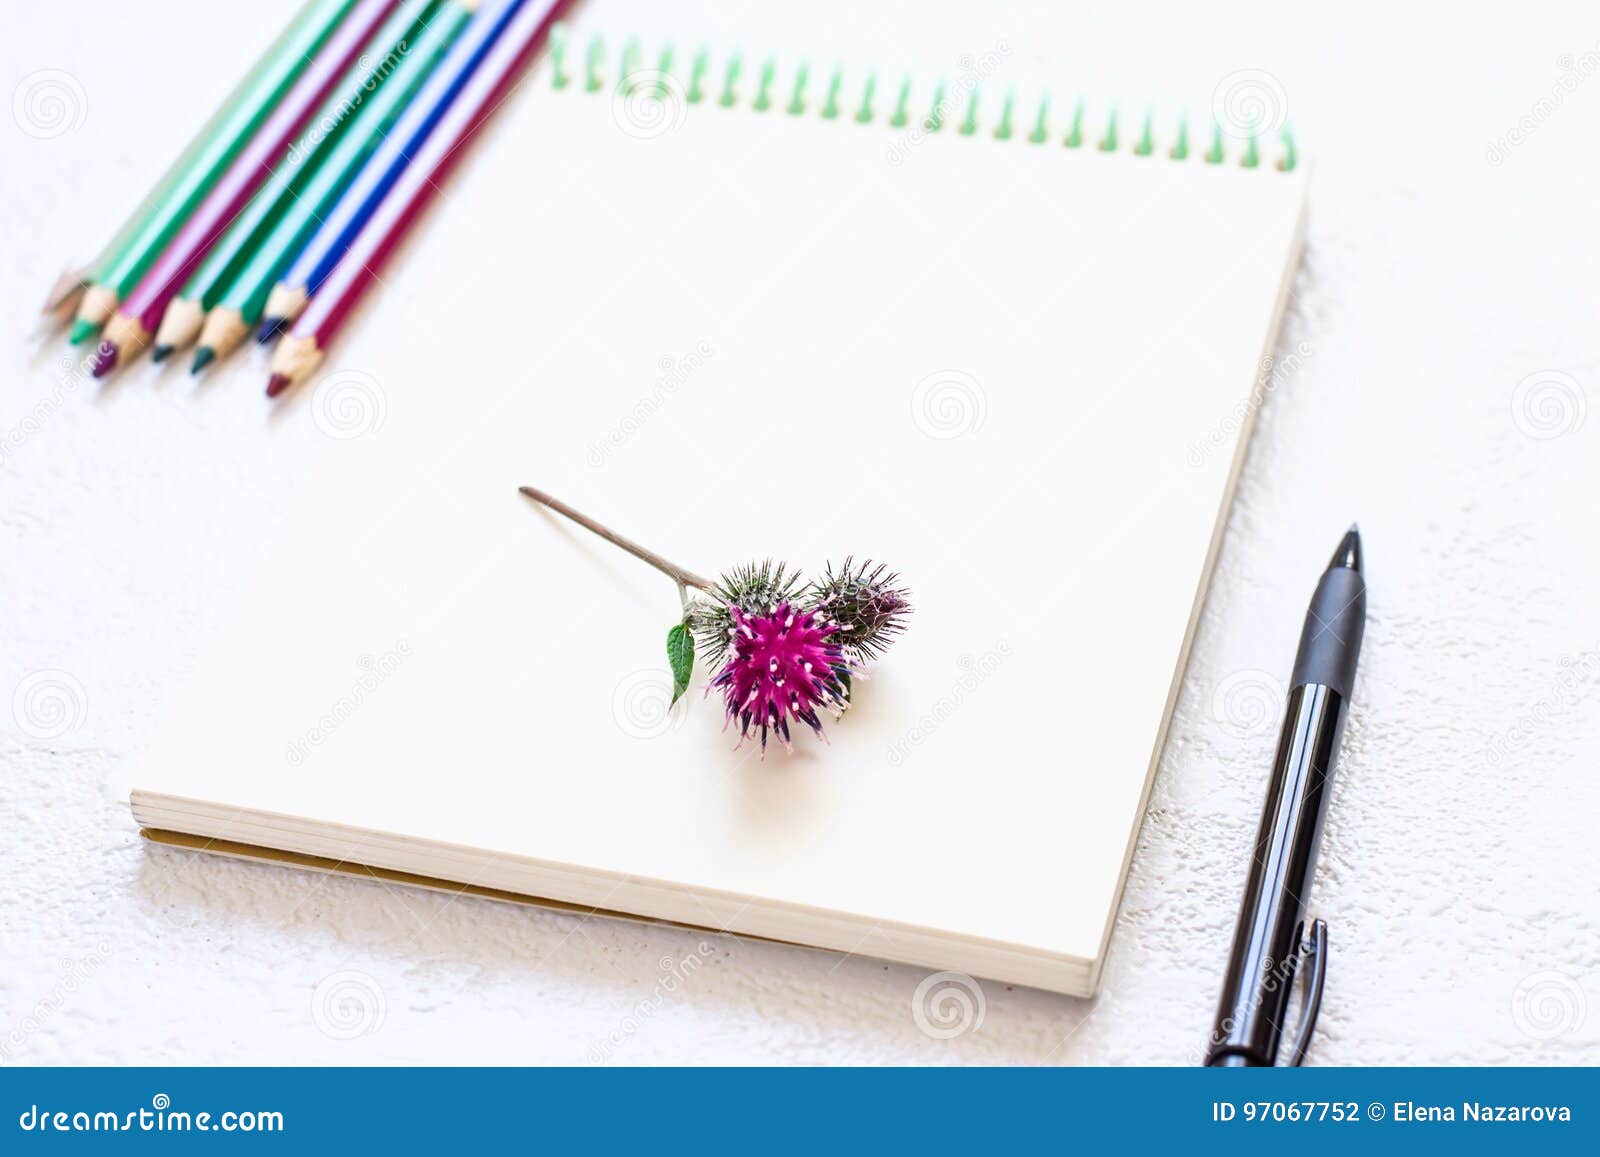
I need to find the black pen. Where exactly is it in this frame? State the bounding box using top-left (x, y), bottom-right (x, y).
top-left (1205, 526), bottom-right (1366, 1067)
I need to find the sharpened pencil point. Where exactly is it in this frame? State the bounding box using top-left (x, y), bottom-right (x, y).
top-left (266, 373), bottom-right (292, 398)
top-left (68, 319), bottom-right (98, 346)
top-left (91, 342), bottom-right (119, 378)
top-left (257, 318), bottom-right (287, 344)
top-left (151, 344), bottom-right (173, 364)
top-left (190, 347), bottom-right (216, 375)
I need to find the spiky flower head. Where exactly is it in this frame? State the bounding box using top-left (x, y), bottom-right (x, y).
top-left (709, 600), bottom-right (851, 754)
top-left (806, 558), bottom-right (912, 662)
top-left (685, 559), bottom-right (804, 661)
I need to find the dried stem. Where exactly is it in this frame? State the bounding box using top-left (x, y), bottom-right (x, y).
top-left (519, 486), bottom-right (716, 593)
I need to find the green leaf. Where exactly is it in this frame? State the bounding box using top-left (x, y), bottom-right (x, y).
top-left (666, 622), bottom-right (695, 707)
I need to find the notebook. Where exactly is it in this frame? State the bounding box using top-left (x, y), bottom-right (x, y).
top-left (131, 34), bottom-right (1309, 996)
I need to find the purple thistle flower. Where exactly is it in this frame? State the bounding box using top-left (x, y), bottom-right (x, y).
top-left (710, 600), bottom-right (852, 755)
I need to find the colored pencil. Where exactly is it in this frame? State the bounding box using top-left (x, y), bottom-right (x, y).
top-left (153, 0), bottom-right (448, 363)
top-left (68, 0), bottom-right (358, 344)
top-left (258, 0), bottom-right (530, 342)
top-left (270, 0), bottom-right (571, 395)
top-left (194, 1), bottom-right (475, 373)
top-left (94, 0), bottom-right (401, 377)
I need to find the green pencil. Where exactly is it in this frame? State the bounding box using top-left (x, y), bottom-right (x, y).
top-left (153, 0), bottom-right (447, 363)
top-left (194, 0), bottom-right (474, 370)
top-left (69, 0), bottom-right (358, 344)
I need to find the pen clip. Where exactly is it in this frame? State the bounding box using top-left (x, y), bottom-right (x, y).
top-left (1284, 918), bottom-right (1328, 1067)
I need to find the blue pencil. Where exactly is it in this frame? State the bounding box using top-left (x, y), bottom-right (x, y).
top-left (258, 0), bottom-right (528, 339)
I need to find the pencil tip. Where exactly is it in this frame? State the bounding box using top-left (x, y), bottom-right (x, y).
top-left (91, 342), bottom-right (119, 378)
top-left (190, 347), bottom-right (216, 375)
top-left (150, 344), bottom-right (173, 364)
top-left (265, 373), bottom-right (292, 398)
top-left (257, 318), bottom-right (286, 344)
top-left (68, 319), bottom-right (97, 346)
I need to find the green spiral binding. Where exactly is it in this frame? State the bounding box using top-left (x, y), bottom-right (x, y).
top-left (755, 58), bottom-right (775, 111)
top-left (687, 49), bottom-right (708, 103)
top-left (958, 91), bottom-right (978, 135)
top-left (855, 73), bottom-right (876, 124)
top-left (994, 90), bottom-right (1014, 140)
top-left (584, 34), bottom-right (604, 93)
top-left (549, 25), bottom-right (570, 89)
top-left (821, 67), bottom-right (843, 119)
top-left (890, 76), bottom-right (911, 127)
top-left (788, 64), bottom-right (808, 116)
top-left (543, 30), bottom-right (1301, 173)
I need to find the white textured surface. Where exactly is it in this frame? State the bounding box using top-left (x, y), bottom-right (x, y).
top-left (3, 0), bottom-right (1599, 1065)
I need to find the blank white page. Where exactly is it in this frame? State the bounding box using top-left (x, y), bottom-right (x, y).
top-left (135, 63), bottom-right (1307, 994)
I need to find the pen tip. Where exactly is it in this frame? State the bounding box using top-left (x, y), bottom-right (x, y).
top-left (1330, 525), bottom-right (1362, 574)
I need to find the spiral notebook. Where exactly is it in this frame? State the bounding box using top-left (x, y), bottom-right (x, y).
top-left (131, 35), bottom-right (1309, 996)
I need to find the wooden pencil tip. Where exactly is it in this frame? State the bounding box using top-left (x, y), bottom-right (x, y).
top-left (265, 373), bottom-right (292, 398)
top-left (190, 347), bottom-right (216, 375)
top-left (256, 318), bottom-right (287, 344)
top-left (150, 344), bottom-right (173, 364)
top-left (42, 268), bottom-right (89, 317)
top-left (68, 319), bottom-right (98, 346)
top-left (91, 342), bottom-right (119, 378)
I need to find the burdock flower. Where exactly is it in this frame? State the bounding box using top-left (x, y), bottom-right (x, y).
top-left (520, 486), bottom-right (912, 757)
top-left (807, 558), bottom-right (911, 662)
top-left (710, 601), bottom-right (852, 753)
top-left (683, 560), bottom-right (804, 662)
